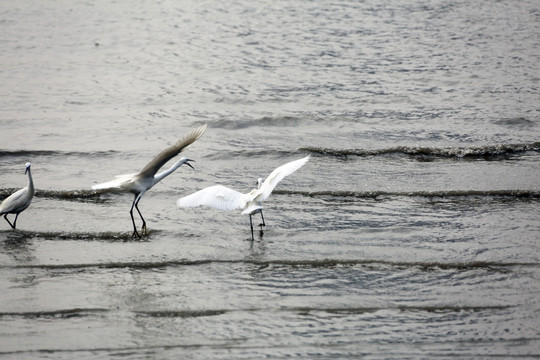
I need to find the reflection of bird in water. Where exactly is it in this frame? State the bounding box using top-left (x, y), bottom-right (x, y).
top-left (92, 124), bottom-right (207, 238)
top-left (0, 162), bottom-right (35, 229)
top-left (177, 156), bottom-right (310, 240)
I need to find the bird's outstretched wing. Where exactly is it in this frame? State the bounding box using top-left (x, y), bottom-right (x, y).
top-left (177, 185), bottom-right (244, 211)
top-left (139, 124), bottom-right (207, 177)
top-left (256, 156), bottom-right (310, 201)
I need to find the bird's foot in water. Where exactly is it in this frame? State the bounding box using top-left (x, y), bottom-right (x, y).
top-left (141, 224), bottom-right (147, 236)
top-left (132, 230), bottom-right (142, 239)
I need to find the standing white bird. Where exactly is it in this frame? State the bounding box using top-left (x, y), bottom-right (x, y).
top-left (177, 156), bottom-right (310, 240)
top-left (92, 124), bottom-right (207, 238)
top-left (0, 162), bottom-right (35, 229)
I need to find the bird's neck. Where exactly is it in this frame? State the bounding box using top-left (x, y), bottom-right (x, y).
top-left (154, 162), bottom-right (182, 184)
top-left (27, 169), bottom-right (35, 194)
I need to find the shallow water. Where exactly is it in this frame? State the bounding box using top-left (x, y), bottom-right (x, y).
top-left (1, 0), bottom-right (539, 359)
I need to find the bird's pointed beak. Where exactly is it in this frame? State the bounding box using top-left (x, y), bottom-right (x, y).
top-left (185, 159), bottom-right (195, 170)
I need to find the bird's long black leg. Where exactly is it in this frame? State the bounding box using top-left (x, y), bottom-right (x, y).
top-left (259, 210), bottom-right (265, 228)
top-left (249, 215), bottom-right (255, 241)
top-left (134, 196), bottom-right (147, 235)
top-left (130, 194), bottom-right (141, 239)
top-left (3, 214), bottom-right (15, 229)
top-left (12, 213), bottom-right (19, 229)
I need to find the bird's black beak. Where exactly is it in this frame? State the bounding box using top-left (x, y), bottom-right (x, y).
top-left (185, 159), bottom-right (195, 170)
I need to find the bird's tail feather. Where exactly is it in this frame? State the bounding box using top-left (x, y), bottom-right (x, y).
top-left (92, 174), bottom-right (134, 190)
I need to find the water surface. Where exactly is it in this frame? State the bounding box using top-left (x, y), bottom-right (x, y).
top-left (1, 0), bottom-right (539, 358)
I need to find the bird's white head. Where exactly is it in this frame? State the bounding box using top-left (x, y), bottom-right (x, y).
top-left (25, 162), bottom-right (31, 174)
top-left (154, 158), bottom-right (195, 184)
top-left (175, 157), bottom-right (195, 170)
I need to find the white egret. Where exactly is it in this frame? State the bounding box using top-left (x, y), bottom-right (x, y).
top-left (93, 124), bottom-right (207, 238)
top-left (177, 156), bottom-right (310, 240)
top-left (0, 162), bottom-right (35, 229)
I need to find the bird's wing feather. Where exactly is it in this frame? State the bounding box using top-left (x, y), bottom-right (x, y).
top-left (139, 124), bottom-right (207, 177)
top-left (92, 173), bottom-right (136, 190)
top-left (256, 156), bottom-right (310, 201)
top-left (0, 188), bottom-right (28, 213)
top-left (177, 185), bottom-right (244, 211)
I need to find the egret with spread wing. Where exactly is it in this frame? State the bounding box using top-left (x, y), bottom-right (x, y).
top-left (177, 156), bottom-right (309, 240)
top-left (93, 124), bottom-right (207, 238)
top-left (0, 162), bottom-right (35, 229)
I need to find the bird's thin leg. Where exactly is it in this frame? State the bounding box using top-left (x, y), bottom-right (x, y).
top-left (3, 214), bottom-right (15, 229)
top-left (130, 194), bottom-right (141, 239)
top-left (134, 196), bottom-right (147, 235)
top-left (259, 210), bottom-right (265, 228)
top-left (12, 213), bottom-right (19, 229)
top-left (249, 215), bottom-right (255, 241)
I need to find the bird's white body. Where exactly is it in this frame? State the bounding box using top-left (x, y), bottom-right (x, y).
top-left (92, 158), bottom-right (188, 195)
top-left (92, 124), bottom-right (207, 237)
top-left (179, 184), bottom-right (263, 215)
top-left (177, 156), bottom-right (310, 238)
top-left (0, 162), bottom-right (34, 229)
top-left (177, 156), bottom-right (310, 213)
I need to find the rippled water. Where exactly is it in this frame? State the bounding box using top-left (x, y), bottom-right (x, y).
top-left (1, 0), bottom-right (539, 359)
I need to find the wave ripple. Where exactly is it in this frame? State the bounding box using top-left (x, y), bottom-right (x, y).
top-left (302, 141), bottom-right (540, 159)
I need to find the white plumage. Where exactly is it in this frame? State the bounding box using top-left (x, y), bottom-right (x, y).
top-left (177, 156), bottom-right (310, 239)
top-left (0, 162), bottom-right (35, 229)
top-left (92, 124), bottom-right (207, 238)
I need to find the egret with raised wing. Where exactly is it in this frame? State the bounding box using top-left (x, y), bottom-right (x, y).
top-left (177, 156), bottom-right (310, 240)
top-left (93, 124), bottom-right (207, 238)
top-left (0, 162), bottom-right (35, 229)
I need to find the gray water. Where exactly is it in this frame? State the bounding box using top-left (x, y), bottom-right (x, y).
top-left (1, 0), bottom-right (540, 359)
